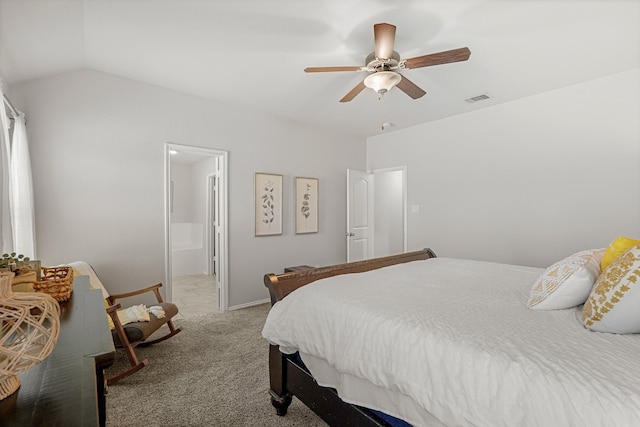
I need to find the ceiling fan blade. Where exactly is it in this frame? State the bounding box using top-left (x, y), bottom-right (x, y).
top-left (340, 80), bottom-right (366, 103)
top-left (402, 47), bottom-right (471, 69)
top-left (396, 75), bottom-right (426, 99)
top-left (374, 23), bottom-right (396, 60)
top-left (305, 66), bottom-right (364, 73)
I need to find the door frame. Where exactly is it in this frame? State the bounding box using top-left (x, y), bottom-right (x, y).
top-left (164, 143), bottom-right (229, 312)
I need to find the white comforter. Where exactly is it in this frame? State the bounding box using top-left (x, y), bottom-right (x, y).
top-left (262, 257), bottom-right (640, 427)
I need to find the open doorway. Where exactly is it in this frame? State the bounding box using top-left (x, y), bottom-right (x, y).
top-left (164, 143), bottom-right (229, 314)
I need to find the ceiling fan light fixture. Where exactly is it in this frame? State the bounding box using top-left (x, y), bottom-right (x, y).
top-left (364, 71), bottom-right (402, 95)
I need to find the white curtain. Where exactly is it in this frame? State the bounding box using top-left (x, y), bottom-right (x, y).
top-left (0, 80), bottom-right (36, 258)
top-left (0, 82), bottom-right (13, 253)
top-left (9, 112), bottom-right (36, 257)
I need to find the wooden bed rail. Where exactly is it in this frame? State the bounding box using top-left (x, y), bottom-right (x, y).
top-left (264, 248), bottom-right (437, 306)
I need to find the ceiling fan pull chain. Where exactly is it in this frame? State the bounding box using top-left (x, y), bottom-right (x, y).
top-left (380, 94), bottom-right (385, 131)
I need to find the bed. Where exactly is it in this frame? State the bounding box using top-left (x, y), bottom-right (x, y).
top-left (262, 247), bottom-right (640, 426)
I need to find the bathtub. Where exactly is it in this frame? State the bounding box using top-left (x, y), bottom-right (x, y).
top-left (171, 222), bottom-right (205, 276)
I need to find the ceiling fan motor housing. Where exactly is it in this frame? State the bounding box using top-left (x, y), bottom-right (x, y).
top-left (365, 51), bottom-right (401, 71)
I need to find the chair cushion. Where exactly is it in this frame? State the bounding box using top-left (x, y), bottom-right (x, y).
top-left (111, 302), bottom-right (178, 346)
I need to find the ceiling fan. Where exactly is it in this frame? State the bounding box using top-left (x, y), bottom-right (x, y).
top-left (305, 23), bottom-right (471, 102)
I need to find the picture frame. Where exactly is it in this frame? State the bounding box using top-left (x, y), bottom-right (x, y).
top-left (255, 172), bottom-right (283, 236)
top-left (295, 177), bottom-right (319, 234)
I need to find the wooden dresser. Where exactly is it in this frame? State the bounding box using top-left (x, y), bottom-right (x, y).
top-left (0, 276), bottom-right (115, 426)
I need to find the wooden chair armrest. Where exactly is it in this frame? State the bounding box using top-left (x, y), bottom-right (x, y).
top-left (106, 303), bottom-right (122, 314)
top-left (108, 283), bottom-right (165, 304)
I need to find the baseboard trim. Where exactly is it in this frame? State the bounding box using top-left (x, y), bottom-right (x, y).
top-left (229, 298), bottom-right (270, 311)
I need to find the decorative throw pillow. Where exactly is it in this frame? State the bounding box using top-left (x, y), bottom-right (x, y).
top-left (527, 248), bottom-right (604, 310)
top-left (583, 243), bottom-right (640, 333)
top-left (601, 236), bottom-right (640, 271)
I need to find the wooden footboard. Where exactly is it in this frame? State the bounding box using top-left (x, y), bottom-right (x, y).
top-left (264, 248), bottom-right (437, 306)
top-left (264, 248), bottom-right (437, 425)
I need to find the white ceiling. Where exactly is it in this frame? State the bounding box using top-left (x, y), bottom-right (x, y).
top-left (1, 0), bottom-right (638, 138)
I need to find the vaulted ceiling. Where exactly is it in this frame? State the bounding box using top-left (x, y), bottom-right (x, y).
top-left (1, 0), bottom-right (638, 138)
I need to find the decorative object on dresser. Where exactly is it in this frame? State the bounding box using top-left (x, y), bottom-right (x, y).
top-left (33, 266), bottom-right (74, 302)
top-left (0, 271), bottom-right (60, 400)
top-left (0, 253), bottom-right (33, 273)
top-left (0, 253), bottom-right (41, 291)
top-left (255, 172), bottom-right (283, 236)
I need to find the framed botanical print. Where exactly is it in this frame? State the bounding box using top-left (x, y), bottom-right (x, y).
top-left (295, 177), bottom-right (318, 234)
top-left (255, 172), bottom-right (283, 236)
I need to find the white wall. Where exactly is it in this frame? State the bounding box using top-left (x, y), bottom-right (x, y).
top-left (170, 159), bottom-right (211, 277)
top-left (367, 69), bottom-right (640, 267)
top-left (11, 69), bottom-right (365, 307)
top-left (373, 169), bottom-right (404, 257)
top-left (190, 156), bottom-right (216, 273)
top-left (190, 156), bottom-right (216, 227)
top-left (170, 163), bottom-right (193, 223)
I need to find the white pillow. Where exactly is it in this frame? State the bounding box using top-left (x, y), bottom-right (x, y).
top-left (527, 248), bottom-right (604, 310)
top-left (583, 243), bottom-right (640, 333)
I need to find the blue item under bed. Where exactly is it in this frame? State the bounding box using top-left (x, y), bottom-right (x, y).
top-left (372, 410), bottom-right (412, 427)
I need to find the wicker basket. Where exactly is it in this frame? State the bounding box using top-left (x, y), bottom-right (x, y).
top-left (33, 267), bottom-right (74, 302)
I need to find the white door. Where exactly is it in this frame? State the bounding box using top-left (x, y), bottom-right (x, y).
top-left (347, 169), bottom-right (374, 262)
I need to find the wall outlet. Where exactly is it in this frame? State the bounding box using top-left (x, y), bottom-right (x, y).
top-left (411, 204), bottom-right (419, 213)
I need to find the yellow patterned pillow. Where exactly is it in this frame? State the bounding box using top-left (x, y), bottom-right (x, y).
top-left (583, 243), bottom-right (640, 333)
top-left (527, 249), bottom-right (604, 310)
top-left (601, 236), bottom-right (640, 271)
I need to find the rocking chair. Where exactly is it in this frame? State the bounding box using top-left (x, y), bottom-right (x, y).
top-left (68, 262), bottom-right (182, 385)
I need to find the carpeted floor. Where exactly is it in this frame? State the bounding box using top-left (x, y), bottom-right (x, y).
top-left (105, 303), bottom-right (326, 427)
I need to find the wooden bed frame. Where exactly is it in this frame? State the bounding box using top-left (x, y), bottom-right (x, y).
top-left (264, 248), bottom-right (437, 426)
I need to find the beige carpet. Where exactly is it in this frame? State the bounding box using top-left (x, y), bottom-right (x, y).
top-left (105, 303), bottom-right (326, 427)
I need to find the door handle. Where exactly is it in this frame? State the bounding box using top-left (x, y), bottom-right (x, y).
top-left (346, 232), bottom-right (355, 237)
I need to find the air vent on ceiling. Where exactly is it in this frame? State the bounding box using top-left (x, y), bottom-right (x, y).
top-left (465, 94), bottom-right (491, 103)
